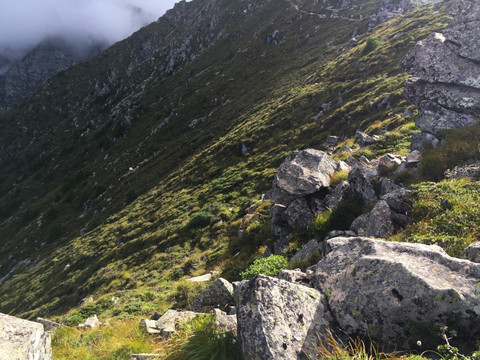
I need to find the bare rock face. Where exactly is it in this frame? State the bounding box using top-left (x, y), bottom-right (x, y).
top-left (461, 242), bottom-right (480, 263)
top-left (270, 149), bottom-right (338, 199)
top-left (0, 312), bottom-right (52, 360)
top-left (315, 237), bottom-right (480, 351)
top-left (350, 200), bottom-right (393, 238)
top-left (234, 275), bottom-right (333, 360)
top-left (403, 3), bottom-right (480, 137)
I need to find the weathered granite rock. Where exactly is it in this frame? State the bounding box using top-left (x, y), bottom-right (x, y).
top-left (461, 242), bottom-right (480, 263)
top-left (380, 188), bottom-right (411, 215)
top-left (270, 149), bottom-right (338, 198)
top-left (0, 313), bottom-right (52, 360)
top-left (186, 273), bottom-right (212, 282)
top-left (151, 310), bottom-right (197, 338)
top-left (348, 166), bottom-right (378, 205)
top-left (406, 150), bottom-right (422, 164)
top-left (316, 237), bottom-right (480, 350)
top-left (379, 177), bottom-right (402, 196)
top-left (445, 163), bottom-right (480, 180)
top-left (140, 318), bottom-right (161, 334)
top-left (191, 277), bottom-right (234, 313)
top-left (350, 200), bottom-right (393, 238)
top-left (235, 275), bottom-right (333, 360)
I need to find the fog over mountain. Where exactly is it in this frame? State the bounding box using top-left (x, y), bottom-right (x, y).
top-left (0, 0), bottom-right (180, 71)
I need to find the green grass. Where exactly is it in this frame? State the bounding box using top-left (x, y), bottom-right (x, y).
top-left (393, 179), bottom-right (480, 257)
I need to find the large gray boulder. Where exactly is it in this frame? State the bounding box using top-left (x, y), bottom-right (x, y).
top-left (403, 2), bottom-right (480, 136)
top-left (270, 149), bottom-right (338, 199)
top-left (0, 313), bottom-right (52, 360)
top-left (235, 275), bottom-right (333, 360)
top-left (348, 166), bottom-right (378, 205)
top-left (315, 237), bottom-right (480, 350)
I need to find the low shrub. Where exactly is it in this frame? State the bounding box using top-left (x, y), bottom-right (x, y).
top-left (240, 255), bottom-right (288, 280)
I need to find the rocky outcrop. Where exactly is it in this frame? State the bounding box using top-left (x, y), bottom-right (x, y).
top-left (235, 237), bottom-right (480, 358)
top-left (461, 242), bottom-right (480, 263)
top-left (266, 149), bottom-right (348, 251)
top-left (234, 274), bottom-right (333, 360)
top-left (0, 312), bottom-right (52, 360)
top-left (403, 1), bottom-right (480, 149)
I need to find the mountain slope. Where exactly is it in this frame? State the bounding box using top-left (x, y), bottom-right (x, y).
top-left (0, 0), bottom-right (449, 318)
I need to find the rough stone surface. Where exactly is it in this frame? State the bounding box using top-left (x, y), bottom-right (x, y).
top-left (191, 278), bottom-right (234, 313)
top-left (350, 200), bottom-right (393, 238)
top-left (278, 269), bottom-right (311, 286)
top-left (289, 239), bottom-right (322, 266)
top-left (378, 153), bottom-right (402, 174)
top-left (156, 310), bottom-right (197, 338)
top-left (285, 197), bottom-right (314, 228)
top-left (348, 166), bottom-right (378, 205)
top-left (403, 3), bottom-right (480, 137)
top-left (78, 315), bottom-right (102, 330)
top-left (186, 273), bottom-right (212, 282)
top-left (356, 130), bottom-right (380, 147)
top-left (235, 275), bottom-right (332, 360)
top-left (445, 162), bottom-right (480, 180)
top-left (316, 237), bottom-right (480, 350)
top-left (461, 242), bottom-right (480, 263)
top-left (35, 318), bottom-right (62, 332)
top-left (0, 312), bottom-right (52, 360)
top-left (212, 309), bottom-right (237, 336)
top-left (410, 132), bottom-right (439, 151)
top-left (270, 149), bottom-right (338, 198)
top-left (406, 150), bottom-right (422, 164)
top-left (139, 319), bottom-right (161, 334)
top-left (325, 181), bottom-right (350, 209)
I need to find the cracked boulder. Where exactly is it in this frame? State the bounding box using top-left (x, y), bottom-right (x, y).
top-left (235, 275), bottom-right (333, 360)
top-left (315, 237), bottom-right (480, 351)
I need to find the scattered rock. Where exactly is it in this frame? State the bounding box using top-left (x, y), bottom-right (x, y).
top-left (0, 313), bottom-right (52, 360)
top-left (348, 166), bottom-right (378, 205)
top-left (378, 153), bottom-right (402, 174)
top-left (445, 162), bottom-right (480, 180)
top-left (406, 150), bottom-right (422, 164)
top-left (212, 309), bottom-right (237, 336)
top-left (186, 273), bottom-right (212, 282)
top-left (356, 130), bottom-right (380, 147)
top-left (78, 315), bottom-right (102, 330)
top-left (139, 319), bottom-right (161, 335)
top-left (410, 132), bottom-right (439, 152)
top-left (278, 269), bottom-right (311, 286)
top-left (285, 198), bottom-right (314, 228)
top-left (235, 275), bottom-right (332, 360)
top-left (325, 181), bottom-right (350, 209)
top-left (325, 135), bottom-right (339, 145)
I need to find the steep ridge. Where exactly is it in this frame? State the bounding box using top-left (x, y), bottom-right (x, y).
top-left (0, 38), bottom-right (105, 114)
top-left (0, 0), bottom-right (449, 319)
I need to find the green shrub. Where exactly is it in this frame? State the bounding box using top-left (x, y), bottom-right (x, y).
top-left (188, 211), bottom-right (215, 229)
top-left (362, 37), bottom-right (380, 55)
top-left (240, 255), bottom-right (288, 280)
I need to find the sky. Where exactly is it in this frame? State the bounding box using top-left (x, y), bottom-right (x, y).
top-left (0, 0), bottom-right (180, 62)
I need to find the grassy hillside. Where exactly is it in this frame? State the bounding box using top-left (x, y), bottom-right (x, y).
top-left (0, 0), bottom-right (451, 324)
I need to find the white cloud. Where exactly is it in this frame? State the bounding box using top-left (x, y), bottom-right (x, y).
top-left (0, 0), bottom-right (180, 60)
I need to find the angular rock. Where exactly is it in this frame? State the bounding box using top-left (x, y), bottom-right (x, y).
top-left (348, 166), bottom-right (378, 205)
top-left (461, 242), bottom-right (480, 263)
top-left (139, 319), bottom-right (162, 335)
top-left (235, 275), bottom-right (333, 360)
top-left (289, 239), bottom-right (322, 266)
top-left (410, 132), bottom-right (439, 152)
top-left (270, 149), bottom-right (338, 198)
top-left (325, 229), bottom-right (357, 240)
top-left (78, 315), bottom-right (101, 330)
top-left (35, 318), bottom-right (62, 332)
top-left (0, 313), bottom-right (52, 360)
top-left (350, 200), bottom-right (393, 238)
top-left (156, 310), bottom-right (197, 338)
top-left (379, 177), bottom-right (402, 196)
top-left (285, 197), bottom-right (314, 228)
top-left (356, 130), bottom-right (380, 147)
top-left (406, 150), bottom-right (422, 164)
top-left (380, 188), bottom-right (411, 215)
top-left (212, 309), bottom-right (237, 336)
top-left (378, 153), bottom-right (402, 174)
top-left (315, 237), bottom-right (480, 350)
top-left (278, 269), bottom-right (311, 287)
top-left (325, 181), bottom-right (350, 209)
top-left (445, 163), bottom-right (480, 181)
top-left (191, 278), bottom-right (234, 313)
